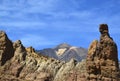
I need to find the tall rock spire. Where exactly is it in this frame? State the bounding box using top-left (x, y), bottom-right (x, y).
top-left (86, 24), bottom-right (119, 81)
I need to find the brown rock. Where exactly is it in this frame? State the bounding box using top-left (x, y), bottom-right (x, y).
top-left (26, 46), bottom-right (35, 53)
top-left (7, 40), bottom-right (27, 77)
top-left (0, 24), bottom-right (119, 81)
top-left (0, 31), bottom-right (14, 65)
top-left (86, 24), bottom-right (119, 81)
top-left (12, 40), bottom-right (26, 62)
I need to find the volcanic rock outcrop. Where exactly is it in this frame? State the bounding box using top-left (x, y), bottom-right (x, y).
top-left (0, 24), bottom-right (119, 81)
top-left (0, 31), bottom-right (86, 81)
top-left (86, 24), bottom-right (119, 81)
top-left (0, 31), bottom-right (14, 65)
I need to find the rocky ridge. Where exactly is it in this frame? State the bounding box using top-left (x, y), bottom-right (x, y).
top-left (0, 24), bottom-right (119, 81)
top-left (0, 31), bottom-right (14, 65)
top-left (0, 31), bottom-right (86, 81)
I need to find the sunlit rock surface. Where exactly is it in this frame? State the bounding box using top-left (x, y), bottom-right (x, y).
top-left (86, 24), bottom-right (119, 81)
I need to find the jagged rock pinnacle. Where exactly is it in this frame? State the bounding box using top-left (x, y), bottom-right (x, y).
top-left (0, 31), bottom-right (14, 65)
top-left (86, 24), bottom-right (119, 81)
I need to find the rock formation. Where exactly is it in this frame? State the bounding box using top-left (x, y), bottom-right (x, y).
top-left (0, 31), bottom-right (86, 81)
top-left (0, 31), bottom-right (14, 65)
top-left (0, 24), bottom-right (119, 81)
top-left (86, 24), bottom-right (119, 81)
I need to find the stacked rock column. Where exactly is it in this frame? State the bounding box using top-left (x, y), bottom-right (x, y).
top-left (86, 24), bottom-right (119, 81)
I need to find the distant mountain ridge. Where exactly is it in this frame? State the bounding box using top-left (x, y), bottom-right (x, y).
top-left (36, 43), bottom-right (87, 62)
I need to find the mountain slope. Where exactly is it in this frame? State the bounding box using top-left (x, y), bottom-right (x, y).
top-left (37, 43), bottom-right (87, 62)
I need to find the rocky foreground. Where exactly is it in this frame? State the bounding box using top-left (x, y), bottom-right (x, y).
top-left (0, 30), bottom-right (86, 81)
top-left (0, 24), bottom-right (119, 81)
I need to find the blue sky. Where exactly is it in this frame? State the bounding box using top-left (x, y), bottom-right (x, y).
top-left (0, 0), bottom-right (120, 59)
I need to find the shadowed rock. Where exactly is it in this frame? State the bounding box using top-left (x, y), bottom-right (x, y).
top-left (0, 24), bottom-right (119, 81)
top-left (0, 31), bottom-right (87, 81)
top-left (86, 24), bottom-right (119, 81)
top-left (0, 31), bottom-right (14, 65)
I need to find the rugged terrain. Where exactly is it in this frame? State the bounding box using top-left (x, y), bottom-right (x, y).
top-left (0, 31), bottom-right (86, 81)
top-left (0, 24), bottom-right (119, 81)
top-left (37, 43), bottom-right (87, 62)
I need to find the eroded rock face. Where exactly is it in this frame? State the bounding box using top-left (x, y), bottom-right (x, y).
top-left (12, 40), bottom-right (26, 62)
top-left (0, 31), bottom-right (86, 81)
top-left (86, 24), bottom-right (119, 81)
top-left (0, 24), bottom-right (119, 81)
top-left (0, 31), bottom-right (14, 65)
